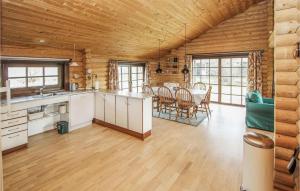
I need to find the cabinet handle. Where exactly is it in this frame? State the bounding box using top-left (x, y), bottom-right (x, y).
top-left (8, 120), bottom-right (18, 124)
top-left (8, 134), bottom-right (20, 139)
top-left (8, 113), bottom-right (19, 118)
top-left (8, 127), bottom-right (19, 132)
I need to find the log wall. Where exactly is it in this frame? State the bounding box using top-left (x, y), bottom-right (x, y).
top-left (274, 0), bottom-right (300, 190)
top-left (154, 0), bottom-right (274, 97)
top-left (84, 50), bottom-right (159, 89)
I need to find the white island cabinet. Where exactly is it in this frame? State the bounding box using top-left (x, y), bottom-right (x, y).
top-left (116, 96), bottom-right (128, 128)
top-left (104, 94), bottom-right (116, 125)
top-left (95, 92), bottom-right (105, 121)
top-left (94, 91), bottom-right (152, 140)
top-left (69, 92), bottom-right (94, 131)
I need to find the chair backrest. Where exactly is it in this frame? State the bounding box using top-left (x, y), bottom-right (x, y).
top-left (180, 82), bottom-right (192, 89)
top-left (175, 88), bottom-right (193, 108)
top-left (164, 82), bottom-right (180, 89)
top-left (158, 86), bottom-right (174, 102)
top-left (204, 86), bottom-right (212, 104)
top-left (142, 84), bottom-right (154, 95)
top-left (193, 82), bottom-right (206, 90)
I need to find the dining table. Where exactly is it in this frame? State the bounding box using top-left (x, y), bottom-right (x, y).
top-left (151, 86), bottom-right (207, 105)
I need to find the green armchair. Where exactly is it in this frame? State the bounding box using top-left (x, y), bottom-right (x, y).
top-left (245, 94), bottom-right (274, 132)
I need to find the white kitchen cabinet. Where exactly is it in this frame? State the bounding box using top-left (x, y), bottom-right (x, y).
top-left (1, 109), bottom-right (28, 152)
top-left (104, 94), bottom-right (116, 125)
top-left (95, 92), bottom-right (105, 121)
top-left (116, 96), bottom-right (128, 128)
top-left (128, 98), bottom-right (143, 133)
top-left (2, 124), bottom-right (27, 136)
top-left (69, 93), bottom-right (94, 131)
top-left (142, 97), bottom-right (152, 133)
top-left (2, 130), bottom-right (28, 151)
top-left (1, 109), bottom-right (27, 121)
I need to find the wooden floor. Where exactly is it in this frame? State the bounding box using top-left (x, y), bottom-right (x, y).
top-left (3, 104), bottom-right (266, 191)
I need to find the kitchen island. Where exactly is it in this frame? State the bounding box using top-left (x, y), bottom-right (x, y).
top-left (0, 90), bottom-right (153, 153)
top-left (94, 90), bottom-right (152, 140)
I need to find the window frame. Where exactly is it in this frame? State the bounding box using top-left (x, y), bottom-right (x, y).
top-left (1, 60), bottom-right (67, 97)
top-left (118, 63), bottom-right (145, 93)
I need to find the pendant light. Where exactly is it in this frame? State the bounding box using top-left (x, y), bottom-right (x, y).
top-left (181, 24), bottom-right (189, 74)
top-left (70, 43), bottom-right (79, 67)
top-left (155, 39), bottom-right (162, 74)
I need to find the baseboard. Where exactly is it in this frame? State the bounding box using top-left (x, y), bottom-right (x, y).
top-left (2, 144), bottom-right (27, 155)
top-left (69, 121), bottom-right (92, 132)
top-left (93, 118), bottom-right (151, 140)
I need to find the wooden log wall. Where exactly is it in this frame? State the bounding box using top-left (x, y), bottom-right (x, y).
top-left (274, 0), bottom-right (300, 190)
top-left (0, 44), bottom-right (86, 88)
top-left (154, 0), bottom-right (274, 97)
top-left (84, 50), bottom-right (109, 89)
top-left (84, 49), bottom-right (159, 89)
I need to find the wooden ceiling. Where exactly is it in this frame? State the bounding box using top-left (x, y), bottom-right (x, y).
top-left (1, 0), bottom-right (263, 59)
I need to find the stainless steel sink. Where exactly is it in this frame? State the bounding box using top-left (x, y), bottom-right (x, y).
top-left (32, 93), bottom-right (55, 98)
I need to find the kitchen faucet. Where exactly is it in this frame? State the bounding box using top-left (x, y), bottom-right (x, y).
top-left (40, 86), bottom-right (45, 96)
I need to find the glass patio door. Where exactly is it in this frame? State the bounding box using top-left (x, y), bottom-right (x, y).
top-left (220, 57), bottom-right (248, 105)
top-left (192, 56), bottom-right (248, 106)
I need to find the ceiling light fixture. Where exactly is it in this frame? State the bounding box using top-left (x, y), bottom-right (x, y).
top-left (181, 24), bottom-right (189, 75)
top-left (155, 39), bottom-right (162, 74)
top-left (70, 43), bottom-right (79, 67)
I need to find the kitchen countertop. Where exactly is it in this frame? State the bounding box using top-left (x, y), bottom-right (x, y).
top-left (1, 89), bottom-right (152, 106)
top-left (96, 89), bottom-right (152, 99)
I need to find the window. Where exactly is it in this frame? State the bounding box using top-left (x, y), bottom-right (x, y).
top-left (118, 64), bottom-right (145, 93)
top-left (2, 61), bottom-right (65, 97)
top-left (192, 56), bottom-right (248, 106)
top-left (192, 58), bottom-right (219, 102)
top-left (8, 66), bottom-right (60, 88)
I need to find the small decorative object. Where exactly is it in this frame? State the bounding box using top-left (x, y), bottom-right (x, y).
top-left (70, 43), bottom-right (79, 67)
top-left (86, 68), bottom-right (98, 89)
top-left (181, 64), bottom-right (189, 74)
top-left (59, 105), bottom-right (67, 114)
top-left (73, 73), bottom-right (80, 79)
top-left (94, 80), bottom-right (100, 90)
top-left (86, 68), bottom-right (92, 74)
top-left (294, 41), bottom-right (300, 58)
top-left (156, 39), bottom-right (163, 74)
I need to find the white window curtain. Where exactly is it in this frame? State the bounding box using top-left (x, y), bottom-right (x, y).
top-left (144, 62), bottom-right (151, 85)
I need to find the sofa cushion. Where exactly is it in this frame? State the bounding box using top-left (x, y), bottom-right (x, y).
top-left (249, 91), bottom-right (263, 104)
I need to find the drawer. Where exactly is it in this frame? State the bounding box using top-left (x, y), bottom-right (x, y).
top-left (1, 110), bottom-right (27, 121)
top-left (2, 130), bottom-right (28, 151)
top-left (2, 117), bottom-right (27, 128)
top-left (2, 124), bottom-right (28, 136)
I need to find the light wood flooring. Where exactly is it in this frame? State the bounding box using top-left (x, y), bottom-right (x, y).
top-left (3, 104), bottom-right (269, 191)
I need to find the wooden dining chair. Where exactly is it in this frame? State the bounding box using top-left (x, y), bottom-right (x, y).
top-left (193, 82), bottom-right (206, 90)
top-left (175, 88), bottom-right (198, 120)
top-left (180, 82), bottom-right (192, 89)
top-left (198, 86), bottom-right (212, 118)
top-left (157, 86), bottom-right (176, 119)
top-left (142, 84), bottom-right (159, 112)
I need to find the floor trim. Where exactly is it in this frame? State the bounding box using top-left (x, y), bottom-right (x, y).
top-left (2, 144), bottom-right (27, 155)
top-left (93, 118), bottom-right (151, 140)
